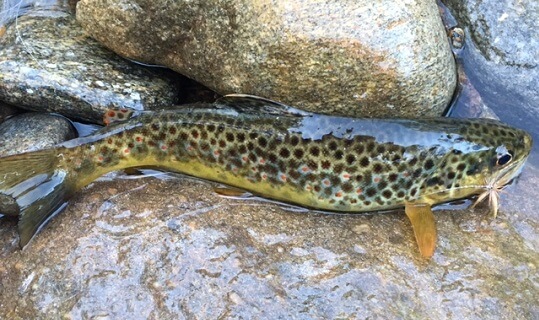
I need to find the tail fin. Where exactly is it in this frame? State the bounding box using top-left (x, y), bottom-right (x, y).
top-left (0, 149), bottom-right (71, 248)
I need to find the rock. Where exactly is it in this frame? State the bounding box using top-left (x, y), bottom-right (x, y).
top-left (0, 112), bottom-right (77, 156)
top-left (0, 101), bottom-right (22, 123)
top-left (0, 6), bottom-right (186, 124)
top-left (446, 64), bottom-right (499, 120)
top-left (440, 0), bottom-right (539, 137)
top-left (76, 0), bottom-right (456, 118)
top-left (0, 167), bottom-right (537, 318)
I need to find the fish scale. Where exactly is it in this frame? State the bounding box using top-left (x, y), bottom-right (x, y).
top-left (0, 95), bottom-right (532, 256)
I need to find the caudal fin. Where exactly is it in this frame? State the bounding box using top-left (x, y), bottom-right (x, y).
top-left (0, 149), bottom-right (72, 247)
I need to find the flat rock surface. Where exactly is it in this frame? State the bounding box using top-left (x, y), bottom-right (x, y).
top-left (0, 163), bottom-right (537, 318)
top-left (76, 0), bottom-right (456, 118)
top-left (0, 7), bottom-right (185, 124)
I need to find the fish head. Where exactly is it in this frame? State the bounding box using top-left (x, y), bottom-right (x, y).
top-left (467, 125), bottom-right (531, 187)
top-left (449, 121), bottom-right (532, 215)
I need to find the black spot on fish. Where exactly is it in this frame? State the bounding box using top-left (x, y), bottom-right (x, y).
top-left (290, 135), bottom-right (300, 146)
top-left (268, 153), bottom-right (278, 163)
top-left (321, 160), bottom-right (331, 170)
top-left (366, 142), bottom-right (375, 153)
top-left (237, 132), bottom-right (246, 142)
top-left (238, 144), bottom-right (247, 154)
top-left (289, 170), bottom-right (301, 180)
top-left (310, 146), bottom-right (320, 157)
top-left (346, 154), bottom-right (356, 165)
top-left (330, 176), bottom-right (341, 186)
top-left (360, 157), bottom-right (370, 167)
top-left (426, 177), bottom-right (440, 186)
top-left (355, 144), bottom-right (365, 154)
top-left (342, 182), bottom-right (353, 192)
top-left (258, 137), bottom-right (267, 148)
top-left (279, 148), bottom-right (290, 158)
top-left (424, 159), bottom-right (434, 170)
top-left (307, 160), bottom-right (318, 170)
top-left (294, 149), bottom-right (304, 159)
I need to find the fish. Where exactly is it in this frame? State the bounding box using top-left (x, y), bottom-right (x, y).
top-left (0, 95), bottom-right (532, 257)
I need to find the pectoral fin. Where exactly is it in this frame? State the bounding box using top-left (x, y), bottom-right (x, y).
top-left (213, 186), bottom-right (252, 198)
top-left (405, 203), bottom-right (437, 258)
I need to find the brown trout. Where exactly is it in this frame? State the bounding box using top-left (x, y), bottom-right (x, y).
top-left (0, 95), bottom-right (532, 257)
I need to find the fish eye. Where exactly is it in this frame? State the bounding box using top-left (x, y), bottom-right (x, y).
top-left (496, 153), bottom-right (512, 166)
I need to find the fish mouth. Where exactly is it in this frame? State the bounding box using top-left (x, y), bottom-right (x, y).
top-left (472, 155), bottom-right (529, 217)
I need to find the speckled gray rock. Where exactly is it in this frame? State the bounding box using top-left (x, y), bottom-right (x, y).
top-left (0, 112), bottom-right (76, 156)
top-left (1, 162), bottom-right (538, 318)
top-left (0, 7), bottom-right (184, 124)
top-left (441, 0), bottom-right (539, 135)
top-left (76, 0), bottom-right (456, 118)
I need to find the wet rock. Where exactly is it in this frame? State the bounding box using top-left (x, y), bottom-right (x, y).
top-left (0, 166), bottom-right (537, 318)
top-left (440, 0), bottom-right (539, 137)
top-left (0, 6), bottom-right (185, 124)
top-left (76, 0), bottom-right (456, 118)
top-left (0, 112), bottom-right (76, 156)
top-left (447, 64), bottom-right (499, 120)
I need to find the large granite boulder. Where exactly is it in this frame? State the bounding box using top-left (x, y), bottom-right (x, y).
top-left (76, 0), bottom-right (457, 118)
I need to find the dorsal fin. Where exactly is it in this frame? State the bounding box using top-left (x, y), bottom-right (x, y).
top-left (102, 108), bottom-right (141, 125)
top-left (215, 94), bottom-right (311, 117)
